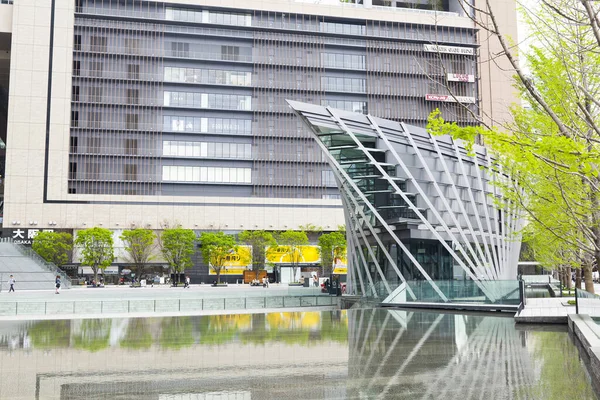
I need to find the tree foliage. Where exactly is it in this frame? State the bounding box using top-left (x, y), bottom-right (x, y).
top-left (276, 230), bottom-right (309, 282)
top-left (427, 0), bottom-right (600, 293)
top-left (159, 228), bottom-right (196, 284)
top-left (318, 231), bottom-right (347, 275)
top-left (200, 231), bottom-right (237, 284)
top-left (32, 231), bottom-right (73, 267)
top-left (238, 230), bottom-right (276, 271)
top-left (75, 227), bottom-right (114, 284)
top-left (120, 228), bottom-right (156, 279)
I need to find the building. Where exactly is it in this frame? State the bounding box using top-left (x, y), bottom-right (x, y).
top-left (289, 100), bottom-right (523, 299)
top-left (0, 0), bottom-right (517, 280)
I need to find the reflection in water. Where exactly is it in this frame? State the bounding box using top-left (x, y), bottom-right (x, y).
top-left (0, 309), bottom-right (596, 399)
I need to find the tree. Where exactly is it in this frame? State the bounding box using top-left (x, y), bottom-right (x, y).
top-left (32, 231), bottom-right (73, 267)
top-left (159, 228), bottom-right (196, 286)
top-left (277, 230), bottom-right (309, 282)
top-left (426, 0), bottom-right (600, 294)
top-left (238, 230), bottom-right (276, 271)
top-left (120, 228), bottom-right (156, 280)
top-left (318, 231), bottom-right (347, 276)
top-left (75, 227), bottom-right (114, 284)
top-left (200, 231), bottom-right (237, 284)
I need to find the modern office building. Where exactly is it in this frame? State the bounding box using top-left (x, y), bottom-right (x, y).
top-left (0, 0), bottom-right (517, 280)
top-left (289, 100), bottom-right (523, 298)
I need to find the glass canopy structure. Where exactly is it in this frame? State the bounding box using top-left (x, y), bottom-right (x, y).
top-left (288, 100), bottom-right (523, 304)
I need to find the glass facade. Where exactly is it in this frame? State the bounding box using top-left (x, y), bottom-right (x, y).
top-left (70, 0), bottom-right (477, 199)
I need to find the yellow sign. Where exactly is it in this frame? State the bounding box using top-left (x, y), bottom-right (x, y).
top-left (333, 253), bottom-right (347, 274)
top-left (209, 246), bottom-right (251, 275)
top-left (266, 245), bottom-right (321, 264)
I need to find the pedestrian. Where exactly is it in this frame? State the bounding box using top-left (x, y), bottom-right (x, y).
top-left (55, 275), bottom-right (61, 294)
top-left (184, 275), bottom-right (190, 289)
top-left (8, 275), bottom-right (15, 293)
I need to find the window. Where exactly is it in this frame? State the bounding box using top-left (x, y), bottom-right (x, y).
top-left (69, 162), bottom-right (77, 180)
top-left (87, 111), bottom-right (101, 128)
top-left (126, 114), bottom-right (138, 130)
top-left (124, 38), bottom-right (139, 54)
top-left (90, 36), bottom-right (107, 53)
top-left (73, 60), bottom-right (80, 76)
top-left (72, 85), bottom-right (79, 101)
top-left (125, 164), bottom-right (137, 181)
top-left (88, 86), bottom-right (102, 103)
top-left (128, 64), bottom-right (140, 80)
top-left (162, 166), bottom-right (251, 183)
top-left (88, 137), bottom-right (101, 153)
top-left (71, 111), bottom-right (79, 127)
top-left (89, 61), bottom-right (103, 77)
top-left (171, 42), bottom-right (189, 57)
top-left (221, 45), bottom-right (240, 61)
top-left (125, 139), bottom-right (138, 155)
top-left (70, 136), bottom-right (78, 153)
top-left (74, 35), bottom-right (81, 51)
top-left (127, 89), bottom-right (139, 105)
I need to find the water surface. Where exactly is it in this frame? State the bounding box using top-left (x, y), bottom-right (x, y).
top-left (0, 309), bottom-right (596, 399)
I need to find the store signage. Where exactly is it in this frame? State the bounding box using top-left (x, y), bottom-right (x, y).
top-left (0, 228), bottom-right (56, 245)
top-left (447, 73), bottom-right (475, 83)
top-left (425, 94), bottom-right (476, 104)
top-left (424, 44), bottom-right (474, 55)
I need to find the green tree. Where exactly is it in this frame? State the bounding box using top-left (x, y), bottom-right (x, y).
top-left (75, 227), bottom-right (114, 284)
top-left (318, 231), bottom-right (347, 276)
top-left (120, 228), bottom-right (156, 280)
top-left (238, 230), bottom-right (276, 271)
top-left (199, 231), bottom-right (237, 284)
top-left (31, 231), bottom-right (73, 267)
top-left (159, 228), bottom-right (196, 286)
top-left (428, 0), bottom-right (600, 293)
top-left (277, 230), bottom-right (309, 282)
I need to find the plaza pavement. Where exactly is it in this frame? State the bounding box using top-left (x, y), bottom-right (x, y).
top-left (0, 283), bottom-right (324, 301)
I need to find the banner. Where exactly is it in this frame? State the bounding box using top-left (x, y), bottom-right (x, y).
top-left (266, 245), bottom-right (321, 264)
top-left (425, 94), bottom-right (476, 104)
top-left (209, 246), bottom-right (251, 275)
top-left (447, 73), bottom-right (475, 83)
top-left (423, 44), bottom-right (474, 55)
top-left (333, 254), bottom-right (348, 274)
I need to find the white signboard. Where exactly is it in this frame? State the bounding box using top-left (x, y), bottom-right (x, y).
top-left (447, 73), bottom-right (475, 83)
top-left (425, 94), bottom-right (476, 104)
top-left (424, 44), bottom-right (474, 56)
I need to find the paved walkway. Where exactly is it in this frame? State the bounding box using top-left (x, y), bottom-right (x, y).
top-left (515, 297), bottom-right (577, 323)
top-left (0, 283), bottom-right (323, 301)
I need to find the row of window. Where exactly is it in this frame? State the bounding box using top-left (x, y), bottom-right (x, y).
top-left (164, 92), bottom-right (252, 110)
top-left (321, 76), bottom-right (366, 93)
top-left (320, 21), bottom-right (366, 36)
top-left (322, 53), bottom-right (366, 70)
top-left (163, 141), bottom-right (252, 159)
top-left (162, 166), bottom-right (252, 184)
top-left (164, 67), bottom-right (252, 87)
top-left (165, 7), bottom-right (252, 27)
top-left (321, 100), bottom-right (368, 114)
top-left (163, 116), bottom-right (252, 135)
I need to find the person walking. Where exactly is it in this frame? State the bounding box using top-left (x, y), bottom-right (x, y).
top-left (184, 276), bottom-right (190, 289)
top-left (55, 275), bottom-right (61, 294)
top-left (8, 275), bottom-right (15, 293)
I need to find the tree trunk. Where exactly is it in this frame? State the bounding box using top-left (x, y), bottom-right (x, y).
top-left (576, 268), bottom-right (582, 289)
top-left (584, 262), bottom-right (595, 294)
top-left (93, 266), bottom-right (98, 285)
top-left (216, 268), bottom-right (221, 284)
top-left (566, 267), bottom-right (572, 289)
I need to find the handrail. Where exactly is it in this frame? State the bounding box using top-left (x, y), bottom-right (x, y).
top-left (5, 240), bottom-right (72, 288)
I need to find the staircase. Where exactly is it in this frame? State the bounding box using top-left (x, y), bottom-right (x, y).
top-left (0, 241), bottom-right (71, 290)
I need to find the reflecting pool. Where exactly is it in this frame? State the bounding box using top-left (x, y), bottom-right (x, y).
top-left (0, 309), bottom-right (597, 399)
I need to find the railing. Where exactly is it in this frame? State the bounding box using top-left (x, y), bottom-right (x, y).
top-left (0, 294), bottom-right (339, 317)
top-left (7, 241), bottom-right (72, 288)
top-left (575, 288), bottom-right (600, 317)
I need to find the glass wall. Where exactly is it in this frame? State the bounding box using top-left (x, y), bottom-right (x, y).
top-left (163, 116), bottom-right (252, 135)
top-left (163, 141), bottom-right (251, 159)
top-left (162, 166), bottom-right (252, 183)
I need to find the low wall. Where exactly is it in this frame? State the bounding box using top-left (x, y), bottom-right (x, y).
top-left (568, 314), bottom-right (600, 394)
top-left (0, 295), bottom-right (341, 319)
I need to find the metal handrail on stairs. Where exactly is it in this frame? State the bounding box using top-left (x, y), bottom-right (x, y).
top-left (3, 240), bottom-right (72, 288)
